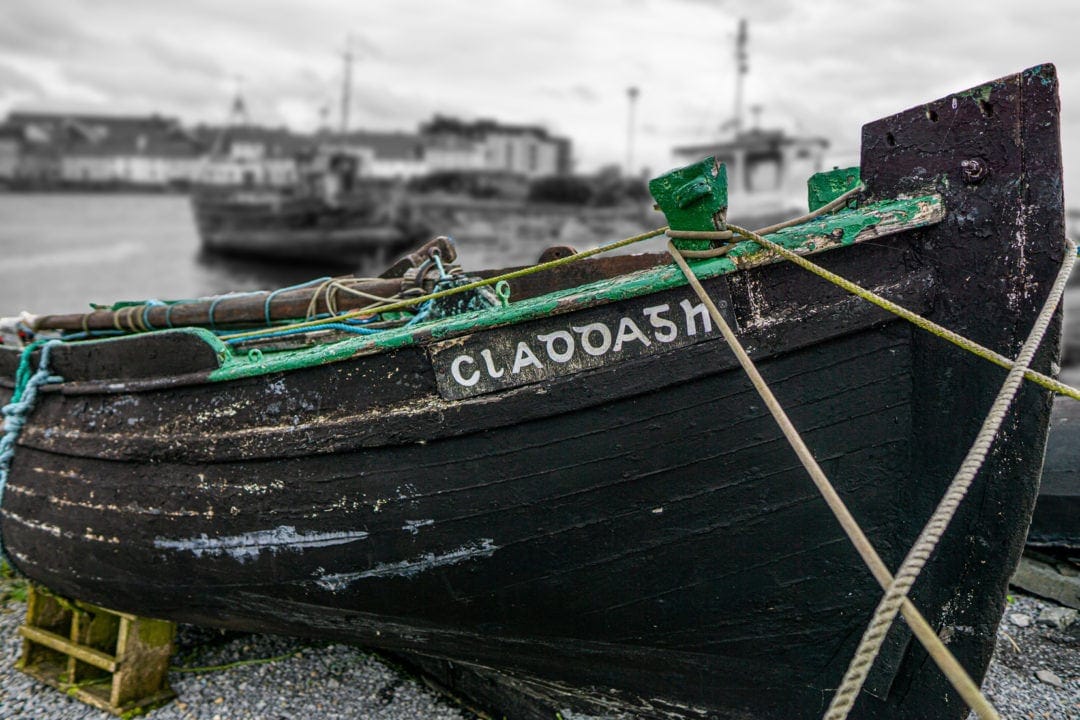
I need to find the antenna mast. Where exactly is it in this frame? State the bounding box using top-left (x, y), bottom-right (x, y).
top-left (340, 36), bottom-right (353, 134)
top-left (733, 19), bottom-right (748, 136)
top-left (626, 86), bottom-right (640, 177)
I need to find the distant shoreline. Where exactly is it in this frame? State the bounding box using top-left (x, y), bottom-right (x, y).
top-left (0, 182), bottom-right (189, 195)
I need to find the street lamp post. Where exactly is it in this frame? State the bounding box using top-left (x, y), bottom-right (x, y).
top-left (626, 86), bottom-right (640, 177)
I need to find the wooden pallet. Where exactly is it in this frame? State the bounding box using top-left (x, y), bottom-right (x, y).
top-left (16, 584), bottom-right (176, 716)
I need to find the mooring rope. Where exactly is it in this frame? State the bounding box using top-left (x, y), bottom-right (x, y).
top-left (666, 240), bottom-right (1002, 720)
top-left (715, 223), bottom-right (1080, 403)
top-left (823, 236), bottom-right (1077, 720)
top-left (0, 340), bottom-right (63, 566)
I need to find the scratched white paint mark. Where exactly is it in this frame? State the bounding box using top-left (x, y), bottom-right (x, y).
top-left (83, 530), bottom-right (120, 544)
top-left (402, 519), bottom-right (434, 535)
top-left (154, 525), bottom-right (369, 562)
top-left (314, 538), bottom-right (497, 591)
top-left (1, 510), bottom-right (63, 537)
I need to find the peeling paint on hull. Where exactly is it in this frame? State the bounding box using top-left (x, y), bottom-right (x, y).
top-left (314, 538), bottom-right (498, 590)
top-left (153, 526), bottom-right (370, 562)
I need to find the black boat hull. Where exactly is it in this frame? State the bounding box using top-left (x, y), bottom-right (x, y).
top-left (0, 66), bottom-right (1067, 719)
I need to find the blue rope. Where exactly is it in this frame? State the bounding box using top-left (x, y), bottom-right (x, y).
top-left (264, 277), bottom-right (330, 326)
top-left (209, 290), bottom-right (269, 332)
top-left (164, 299), bottom-right (200, 329)
top-left (140, 299), bottom-right (167, 331)
top-left (1, 340), bottom-right (63, 567)
top-left (60, 330), bottom-right (127, 341)
top-left (207, 296), bottom-right (228, 332)
top-left (223, 322), bottom-right (386, 344)
top-left (405, 300), bottom-right (434, 326)
top-left (433, 253), bottom-right (448, 278)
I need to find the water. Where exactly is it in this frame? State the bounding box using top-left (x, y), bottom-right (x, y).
top-left (0, 194), bottom-right (658, 318)
top-left (0, 194), bottom-right (342, 317)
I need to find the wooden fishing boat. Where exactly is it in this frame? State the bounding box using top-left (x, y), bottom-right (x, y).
top-left (189, 185), bottom-right (425, 269)
top-left (0, 66), bottom-right (1069, 719)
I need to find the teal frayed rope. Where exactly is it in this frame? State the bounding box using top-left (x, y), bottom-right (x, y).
top-left (0, 340), bottom-right (63, 566)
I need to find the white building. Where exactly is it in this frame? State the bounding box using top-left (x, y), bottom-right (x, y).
top-left (421, 116), bottom-right (572, 178)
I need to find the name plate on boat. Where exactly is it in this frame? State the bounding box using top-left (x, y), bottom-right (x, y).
top-left (429, 290), bottom-right (728, 400)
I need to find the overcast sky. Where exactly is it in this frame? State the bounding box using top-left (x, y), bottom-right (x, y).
top-left (4, 0), bottom-right (1080, 203)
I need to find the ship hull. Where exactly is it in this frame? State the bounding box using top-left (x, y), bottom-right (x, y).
top-left (0, 66), bottom-right (1067, 719)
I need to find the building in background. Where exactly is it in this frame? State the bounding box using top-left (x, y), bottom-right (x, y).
top-left (0, 110), bottom-right (575, 190)
top-left (318, 131), bottom-right (427, 179)
top-left (672, 128), bottom-right (828, 224)
top-left (0, 124), bottom-right (20, 182)
top-left (672, 128), bottom-right (828, 198)
top-left (2, 113), bottom-right (205, 189)
top-left (421, 116), bottom-right (572, 178)
top-left (192, 125), bottom-right (313, 187)
top-left (1, 114), bottom-right (64, 185)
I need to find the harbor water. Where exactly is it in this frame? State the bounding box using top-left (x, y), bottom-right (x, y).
top-left (0, 193), bottom-right (326, 318)
top-left (0, 193), bottom-right (660, 318)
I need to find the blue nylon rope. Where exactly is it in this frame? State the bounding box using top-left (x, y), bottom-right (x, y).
top-left (264, 277), bottom-right (330, 326)
top-left (141, 299), bottom-right (167, 331)
top-left (223, 322), bottom-right (385, 344)
top-left (207, 290), bottom-right (265, 332)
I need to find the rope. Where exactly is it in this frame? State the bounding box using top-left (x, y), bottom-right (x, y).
top-left (219, 226), bottom-right (671, 342)
top-left (753, 184), bottom-right (863, 235)
top-left (206, 291), bottom-right (265, 332)
top-left (223, 321), bottom-right (385, 345)
top-left (667, 241), bottom-right (1001, 720)
top-left (141, 299), bottom-right (166, 331)
top-left (724, 224), bottom-right (1080, 403)
top-left (823, 237), bottom-right (1077, 720)
top-left (0, 340), bottom-right (63, 566)
top-left (264, 277), bottom-right (329, 325)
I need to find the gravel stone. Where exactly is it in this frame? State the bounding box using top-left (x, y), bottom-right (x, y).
top-left (1037, 606), bottom-right (1078, 631)
top-left (1035, 669), bottom-right (1064, 688)
top-left (1009, 612), bottom-right (1032, 628)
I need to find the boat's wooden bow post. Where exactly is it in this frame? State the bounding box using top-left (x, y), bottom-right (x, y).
top-left (648, 156), bottom-right (728, 250)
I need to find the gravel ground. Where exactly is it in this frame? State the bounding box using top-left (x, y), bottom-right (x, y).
top-left (967, 593), bottom-right (1079, 719)
top-left (0, 580), bottom-right (474, 720)
top-left (0, 576), bottom-right (1075, 719)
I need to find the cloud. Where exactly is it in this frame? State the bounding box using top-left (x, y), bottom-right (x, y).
top-left (0, 61), bottom-right (47, 97)
top-left (0, 5), bottom-right (98, 58)
top-left (538, 84), bottom-right (600, 103)
top-left (135, 37), bottom-right (226, 82)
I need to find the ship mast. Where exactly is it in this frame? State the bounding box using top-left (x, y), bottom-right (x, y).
top-left (733, 19), bottom-right (748, 136)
